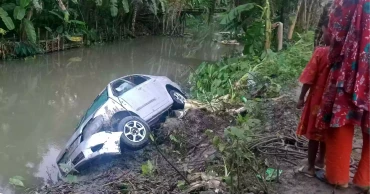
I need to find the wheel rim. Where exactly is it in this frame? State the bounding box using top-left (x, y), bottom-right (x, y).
top-left (173, 91), bottom-right (185, 104)
top-left (123, 120), bottom-right (146, 143)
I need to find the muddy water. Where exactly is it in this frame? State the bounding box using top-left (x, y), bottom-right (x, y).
top-left (0, 37), bottom-right (238, 194)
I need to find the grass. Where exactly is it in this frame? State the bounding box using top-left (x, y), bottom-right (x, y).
top-left (189, 31), bottom-right (314, 102)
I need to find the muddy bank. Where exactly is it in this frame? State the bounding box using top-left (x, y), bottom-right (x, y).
top-left (35, 93), bottom-right (366, 194)
top-left (37, 109), bottom-right (233, 194)
top-left (259, 92), bottom-right (363, 194)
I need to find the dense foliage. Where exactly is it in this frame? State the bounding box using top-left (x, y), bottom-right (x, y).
top-left (0, 0), bottom-right (325, 59)
top-left (0, 0), bottom-right (232, 41)
top-left (190, 31), bottom-right (314, 102)
top-left (189, 22), bottom-right (315, 193)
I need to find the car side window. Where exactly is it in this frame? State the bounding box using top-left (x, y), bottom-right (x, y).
top-left (123, 75), bottom-right (149, 86)
top-left (111, 79), bottom-right (135, 96)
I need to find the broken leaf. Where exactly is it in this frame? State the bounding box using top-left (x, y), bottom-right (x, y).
top-left (66, 174), bottom-right (78, 183)
top-left (9, 176), bottom-right (24, 187)
top-left (257, 168), bottom-right (282, 181)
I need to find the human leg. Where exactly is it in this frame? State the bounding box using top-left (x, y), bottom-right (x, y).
top-left (308, 140), bottom-right (320, 172)
top-left (315, 141), bottom-right (326, 169)
top-left (353, 129), bottom-right (370, 190)
top-left (325, 125), bottom-right (354, 186)
top-left (299, 140), bottom-right (320, 177)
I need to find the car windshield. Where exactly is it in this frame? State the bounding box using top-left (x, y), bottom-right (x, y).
top-left (77, 88), bottom-right (108, 128)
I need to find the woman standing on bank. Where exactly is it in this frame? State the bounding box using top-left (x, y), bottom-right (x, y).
top-left (315, 0), bottom-right (370, 191)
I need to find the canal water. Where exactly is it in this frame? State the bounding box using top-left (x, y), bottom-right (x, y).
top-left (0, 36), bottom-right (238, 194)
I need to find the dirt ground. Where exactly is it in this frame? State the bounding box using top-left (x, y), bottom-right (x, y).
top-left (37, 109), bottom-right (233, 194)
top-left (262, 92), bottom-right (366, 194)
top-left (35, 92), bottom-right (367, 194)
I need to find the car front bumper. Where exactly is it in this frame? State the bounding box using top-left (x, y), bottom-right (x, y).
top-left (58, 131), bottom-right (123, 176)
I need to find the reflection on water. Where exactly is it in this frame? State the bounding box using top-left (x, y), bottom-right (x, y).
top-left (0, 36), bottom-right (238, 194)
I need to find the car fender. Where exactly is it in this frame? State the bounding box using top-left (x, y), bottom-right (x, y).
top-left (94, 98), bottom-right (125, 124)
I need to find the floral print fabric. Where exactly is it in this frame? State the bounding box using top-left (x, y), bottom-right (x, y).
top-left (316, 0), bottom-right (370, 133)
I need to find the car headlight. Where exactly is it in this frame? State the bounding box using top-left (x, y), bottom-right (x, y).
top-left (82, 116), bottom-right (104, 141)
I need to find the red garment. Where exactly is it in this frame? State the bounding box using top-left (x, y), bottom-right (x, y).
top-left (325, 125), bottom-right (369, 187)
top-left (316, 0), bottom-right (370, 132)
top-left (296, 47), bottom-right (330, 141)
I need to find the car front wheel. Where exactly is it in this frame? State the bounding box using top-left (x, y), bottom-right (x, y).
top-left (117, 116), bottom-right (150, 151)
top-left (169, 90), bottom-right (185, 110)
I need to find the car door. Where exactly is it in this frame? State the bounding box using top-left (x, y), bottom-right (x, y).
top-left (113, 78), bottom-right (156, 121)
top-left (141, 77), bottom-right (172, 113)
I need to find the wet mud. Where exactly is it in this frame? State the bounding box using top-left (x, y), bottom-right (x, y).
top-left (36, 94), bottom-right (366, 194)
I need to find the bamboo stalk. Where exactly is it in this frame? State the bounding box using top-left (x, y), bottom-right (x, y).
top-left (306, 0), bottom-right (316, 31)
top-left (303, 0), bottom-right (307, 30)
top-left (37, 28), bottom-right (40, 44)
top-left (288, 0), bottom-right (302, 40)
top-left (264, 0), bottom-right (271, 50)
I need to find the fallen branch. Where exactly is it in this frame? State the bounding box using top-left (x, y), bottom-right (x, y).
top-left (271, 95), bottom-right (288, 101)
top-left (151, 136), bottom-right (191, 185)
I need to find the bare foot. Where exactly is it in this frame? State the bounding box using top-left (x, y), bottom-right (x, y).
top-left (298, 165), bottom-right (315, 178)
top-left (336, 183), bottom-right (349, 189)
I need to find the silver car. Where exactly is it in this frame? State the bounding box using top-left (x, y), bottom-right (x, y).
top-left (56, 74), bottom-right (186, 176)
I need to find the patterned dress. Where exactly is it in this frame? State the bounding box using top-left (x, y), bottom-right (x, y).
top-left (316, 0), bottom-right (370, 133)
top-left (297, 47), bottom-right (331, 141)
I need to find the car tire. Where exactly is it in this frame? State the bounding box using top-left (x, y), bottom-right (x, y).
top-left (117, 116), bottom-right (150, 151)
top-left (169, 90), bottom-right (185, 110)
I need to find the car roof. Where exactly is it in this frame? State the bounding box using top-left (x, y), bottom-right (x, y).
top-left (108, 74), bottom-right (157, 85)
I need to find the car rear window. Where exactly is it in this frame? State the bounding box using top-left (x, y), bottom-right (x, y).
top-left (77, 88), bottom-right (108, 128)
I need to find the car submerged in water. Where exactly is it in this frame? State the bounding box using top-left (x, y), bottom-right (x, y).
top-left (56, 74), bottom-right (186, 176)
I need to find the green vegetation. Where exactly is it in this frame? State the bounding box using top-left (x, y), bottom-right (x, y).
top-left (190, 31), bottom-right (314, 102)
top-left (187, 31), bottom-right (314, 192)
top-left (9, 175), bottom-right (25, 187)
top-left (206, 115), bottom-right (270, 193)
top-left (186, 0), bottom-right (320, 192)
top-left (0, 0), bottom-right (224, 58)
top-left (141, 160), bottom-right (155, 176)
top-left (0, 0), bottom-right (322, 59)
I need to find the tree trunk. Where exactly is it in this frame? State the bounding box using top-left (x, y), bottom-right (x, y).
top-left (302, 0), bottom-right (307, 30)
top-left (306, 0), bottom-right (316, 31)
top-left (56, 0), bottom-right (69, 21)
top-left (280, 0), bottom-right (285, 23)
top-left (131, 4), bottom-right (138, 34)
top-left (56, 0), bottom-right (67, 11)
top-left (288, 0), bottom-right (302, 40)
top-left (264, 0), bottom-right (271, 50)
top-left (207, 0), bottom-right (216, 24)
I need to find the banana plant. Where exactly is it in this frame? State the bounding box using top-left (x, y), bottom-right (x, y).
top-left (0, 7), bottom-right (15, 31)
top-left (47, 9), bottom-right (86, 39)
top-left (11, 0), bottom-right (38, 43)
top-left (0, 28), bottom-right (7, 35)
top-left (92, 0), bottom-right (130, 17)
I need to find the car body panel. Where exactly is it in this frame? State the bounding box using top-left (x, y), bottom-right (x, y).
top-left (71, 131), bottom-right (122, 167)
top-left (118, 81), bottom-right (157, 120)
top-left (56, 74), bottom-right (184, 176)
top-left (96, 98), bottom-right (125, 123)
top-left (144, 78), bottom-right (173, 111)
